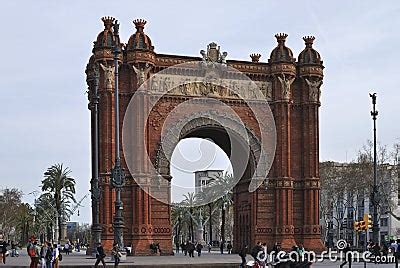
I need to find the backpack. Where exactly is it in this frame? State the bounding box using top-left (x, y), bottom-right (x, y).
top-left (45, 248), bottom-right (53, 261)
top-left (28, 245), bottom-right (36, 257)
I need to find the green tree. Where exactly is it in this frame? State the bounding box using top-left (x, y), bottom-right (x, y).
top-left (15, 203), bottom-right (35, 244)
top-left (0, 188), bottom-right (23, 240)
top-left (213, 173), bottom-right (233, 243)
top-left (182, 192), bottom-right (197, 241)
top-left (41, 164), bottom-right (76, 241)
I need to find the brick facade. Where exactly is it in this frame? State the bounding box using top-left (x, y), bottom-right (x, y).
top-left (86, 18), bottom-right (325, 255)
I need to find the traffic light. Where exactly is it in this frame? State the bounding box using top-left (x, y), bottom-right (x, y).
top-left (364, 214), bottom-right (373, 229)
top-left (354, 220), bottom-right (368, 231)
top-left (354, 221), bottom-right (361, 231)
top-left (359, 220), bottom-right (367, 230)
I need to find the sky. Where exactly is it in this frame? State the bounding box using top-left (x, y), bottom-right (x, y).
top-left (0, 0), bottom-right (399, 224)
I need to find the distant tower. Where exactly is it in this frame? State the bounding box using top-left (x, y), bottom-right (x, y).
top-left (194, 170), bottom-right (223, 194)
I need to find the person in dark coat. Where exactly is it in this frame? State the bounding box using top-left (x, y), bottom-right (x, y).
top-left (251, 242), bottom-right (263, 261)
top-left (181, 242), bottom-right (187, 256)
top-left (187, 242), bottom-right (195, 258)
top-left (94, 243), bottom-right (106, 268)
top-left (220, 241), bottom-right (224, 254)
top-left (372, 243), bottom-right (381, 264)
top-left (227, 242), bottom-right (232, 254)
top-left (0, 239), bottom-right (8, 264)
top-left (239, 245), bottom-right (248, 268)
top-left (196, 242), bottom-right (203, 257)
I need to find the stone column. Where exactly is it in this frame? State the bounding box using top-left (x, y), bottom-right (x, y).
top-left (299, 68), bottom-right (325, 251)
top-left (271, 69), bottom-right (296, 249)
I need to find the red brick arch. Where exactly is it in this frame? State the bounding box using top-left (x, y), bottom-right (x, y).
top-left (87, 21), bottom-right (325, 254)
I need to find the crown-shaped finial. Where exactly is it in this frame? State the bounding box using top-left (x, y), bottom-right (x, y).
top-left (250, 53), bottom-right (261, 63)
top-left (101, 16), bottom-right (115, 30)
top-left (133, 19), bottom-right (147, 31)
top-left (303, 36), bottom-right (315, 48)
top-left (275, 33), bottom-right (288, 45)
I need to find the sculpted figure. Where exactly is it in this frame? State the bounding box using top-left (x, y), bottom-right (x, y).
top-left (100, 63), bottom-right (114, 89)
top-left (200, 50), bottom-right (207, 62)
top-left (305, 78), bottom-right (323, 102)
top-left (220, 51), bottom-right (228, 64)
top-left (278, 74), bottom-right (295, 100)
top-left (192, 79), bottom-right (201, 95)
top-left (151, 76), bottom-right (160, 93)
top-left (132, 63), bottom-right (152, 86)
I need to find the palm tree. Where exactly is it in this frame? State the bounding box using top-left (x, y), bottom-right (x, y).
top-left (213, 173), bottom-right (234, 243)
top-left (171, 204), bottom-right (185, 245)
top-left (182, 192), bottom-right (198, 241)
top-left (41, 164), bottom-right (76, 242)
top-left (15, 203), bottom-right (34, 244)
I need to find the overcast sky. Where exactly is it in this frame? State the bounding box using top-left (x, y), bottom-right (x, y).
top-left (1, 1), bottom-right (399, 224)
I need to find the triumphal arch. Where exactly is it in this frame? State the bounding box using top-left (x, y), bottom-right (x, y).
top-left (86, 17), bottom-right (325, 255)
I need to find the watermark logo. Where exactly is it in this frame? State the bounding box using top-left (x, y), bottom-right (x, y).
top-left (255, 240), bottom-right (396, 264)
top-left (336, 239), bottom-right (347, 250)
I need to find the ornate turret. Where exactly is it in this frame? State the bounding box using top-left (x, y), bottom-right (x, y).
top-left (127, 19), bottom-right (154, 51)
top-left (269, 33), bottom-right (295, 63)
top-left (298, 36), bottom-right (324, 104)
top-left (250, 53), bottom-right (261, 63)
top-left (92, 16), bottom-right (122, 62)
top-left (298, 36), bottom-right (322, 65)
top-left (94, 17), bottom-right (119, 50)
top-left (126, 19), bottom-right (156, 65)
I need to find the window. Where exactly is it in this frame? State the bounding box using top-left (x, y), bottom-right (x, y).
top-left (381, 218), bottom-right (388, 227)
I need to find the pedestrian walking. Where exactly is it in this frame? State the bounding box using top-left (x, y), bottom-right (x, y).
top-left (94, 242), bottom-right (107, 268)
top-left (181, 242), bottom-right (187, 256)
top-left (196, 242), bottom-right (203, 257)
top-left (64, 242), bottom-right (70, 255)
top-left (227, 242), bottom-right (232, 254)
top-left (39, 242), bottom-right (48, 268)
top-left (175, 241), bottom-right (180, 253)
top-left (44, 243), bottom-right (53, 268)
top-left (239, 245), bottom-right (248, 268)
top-left (11, 241), bottom-right (17, 257)
top-left (207, 243), bottom-right (211, 253)
top-left (187, 242), bottom-right (195, 258)
top-left (52, 244), bottom-right (60, 268)
top-left (0, 237), bottom-right (8, 265)
top-left (339, 243), bottom-right (352, 268)
top-left (111, 242), bottom-right (122, 267)
top-left (27, 238), bottom-right (40, 268)
top-left (220, 241), bottom-right (224, 254)
top-left (381, 243), bottom-right (389, 264)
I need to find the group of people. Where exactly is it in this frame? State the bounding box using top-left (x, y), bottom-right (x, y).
top-left (27, 238), bottom-right (61, 268)
top-left (0, 238), bottom-right (20, 264)
top-left (176, 240), bottom-right (233, 257)
top-left (94, 242), bottom-right (122, 268)
top-left (239, 241), bottom-right (269, 268)
top-left (178, 241), bottom-right (203, 257)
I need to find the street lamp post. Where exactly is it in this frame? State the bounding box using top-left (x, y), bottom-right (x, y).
top-left (111, 20), bottom-right (125, 250)
top-left (369, 93), bottom-right (379, 243)
top-left (90, 62), bottom-right (102, 250)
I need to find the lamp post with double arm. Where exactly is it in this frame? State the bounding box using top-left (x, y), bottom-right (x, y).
top-left (111, 19), bottom-right (125, 250)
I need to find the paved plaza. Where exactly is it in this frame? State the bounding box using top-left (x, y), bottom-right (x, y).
top-left (3, 251), bottom-right (397, 267)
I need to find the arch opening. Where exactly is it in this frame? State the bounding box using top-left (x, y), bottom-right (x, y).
top-left (166, 123), bottom-right (259, 251)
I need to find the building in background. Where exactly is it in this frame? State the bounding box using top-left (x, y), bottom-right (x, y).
top-left (66, 222), bottom-right (79, 240)
top-left (320, 162), bottom-right (400, 248)
top-left (194, 170), bottom-right (223, 195)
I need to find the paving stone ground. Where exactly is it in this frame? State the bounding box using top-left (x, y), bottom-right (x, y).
top-left (2, 250), bottom-right (397, 267)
